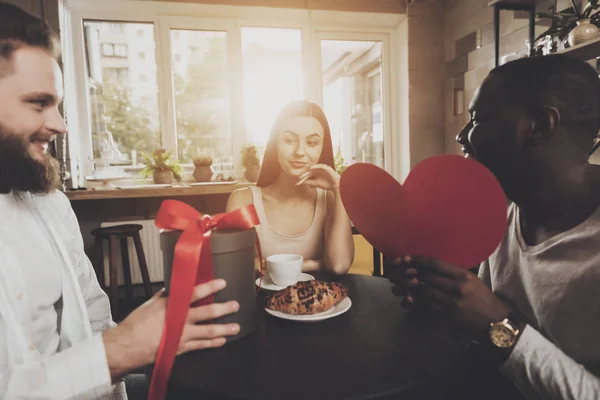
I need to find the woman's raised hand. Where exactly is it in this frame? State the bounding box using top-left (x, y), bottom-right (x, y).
top-left (296, 164), bottom-right (340, 191)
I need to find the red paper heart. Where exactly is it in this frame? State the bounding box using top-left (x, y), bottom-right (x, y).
top-left (340, 155), bottom-right (507, 268)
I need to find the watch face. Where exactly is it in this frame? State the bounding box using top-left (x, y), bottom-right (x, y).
top-left (490, 324), bottom-right (516, 348)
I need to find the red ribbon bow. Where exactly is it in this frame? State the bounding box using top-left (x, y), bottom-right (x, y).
top-left (148, 199), bottom-right (261, 400)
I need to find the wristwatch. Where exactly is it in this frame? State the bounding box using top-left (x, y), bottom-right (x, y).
top-left (471, 310), bottom-right (526, 365)
top-left (489, 317), bottom-right (521, 348)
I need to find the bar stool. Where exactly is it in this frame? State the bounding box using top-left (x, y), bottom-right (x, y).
top-left (91, 224), bottom-right (153, 318)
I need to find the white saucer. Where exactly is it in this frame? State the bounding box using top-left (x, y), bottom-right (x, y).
top-left (85, 176), bottom-right (128, 190)
top-left (265, 297), bottom-right (352, 323)
top-left (255, 273), bottom-right (314, 291)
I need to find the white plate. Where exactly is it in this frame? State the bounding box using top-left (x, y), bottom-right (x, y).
top-left (265, 297), bottom-right (352, 323)
top-left (255, 273), bottom-right (314, 291)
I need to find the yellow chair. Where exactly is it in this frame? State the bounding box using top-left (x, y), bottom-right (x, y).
top-left (350, 227), bottom-right (382, 276)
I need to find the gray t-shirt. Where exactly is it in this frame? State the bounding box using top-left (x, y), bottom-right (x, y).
top-left (479, 203), bottom-right (600, 399)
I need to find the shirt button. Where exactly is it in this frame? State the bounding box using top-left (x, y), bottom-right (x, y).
top-left (28, 344), bottom-right (35, 351)
top-left (16, 292), bottom-right (23, 300)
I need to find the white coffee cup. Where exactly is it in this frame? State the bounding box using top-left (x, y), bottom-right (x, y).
top-left (266, 254), bottom-right (303, 287)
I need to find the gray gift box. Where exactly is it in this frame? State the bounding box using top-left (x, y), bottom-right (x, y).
top-left (160, 227), bottom-right (257, 342)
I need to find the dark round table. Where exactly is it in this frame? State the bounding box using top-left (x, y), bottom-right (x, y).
top-left (165, 274), bottom-right (519, 400)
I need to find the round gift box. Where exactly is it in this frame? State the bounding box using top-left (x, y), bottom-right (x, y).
top-left (160, 227), bottom-right (257, 342)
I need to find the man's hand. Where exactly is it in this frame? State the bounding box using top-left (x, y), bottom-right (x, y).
top-left (411, 256), bottom-right (509, 335)
top-left (103, 279), bottom-right (240, 380)
top-left (385, 256), bottom-right (420, 307)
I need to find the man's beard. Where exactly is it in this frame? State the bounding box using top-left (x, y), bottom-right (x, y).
top-left (0, 124), bottom-right (61, 194)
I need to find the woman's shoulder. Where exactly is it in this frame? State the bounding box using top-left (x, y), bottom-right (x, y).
top-left (226, 187), bottom-right (254, 212)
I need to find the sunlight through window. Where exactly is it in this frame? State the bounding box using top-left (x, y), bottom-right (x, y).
top-left (321, 40), bottom-right (384, 169)
top-left (170, 29), bottom-right (231, 164)
top-left (241, 27), bottom-right (304, 151)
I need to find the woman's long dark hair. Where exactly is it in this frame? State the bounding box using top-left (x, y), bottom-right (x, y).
top-left (257, 100), bottom-right (334, 187)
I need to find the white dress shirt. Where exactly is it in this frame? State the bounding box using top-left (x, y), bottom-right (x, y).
top-left (0, 190), bottom-right (126, 399)
top-left (0, 192), bottom-right (62, 358)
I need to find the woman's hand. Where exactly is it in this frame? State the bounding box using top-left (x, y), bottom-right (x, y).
top-left (296, 164), bottom-right (340, 191)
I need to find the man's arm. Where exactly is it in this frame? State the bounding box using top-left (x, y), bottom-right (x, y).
top-left (410, 256), bottom-right (600, 400)
top-left (0, 335), bottom-right (116, 399)
top-left (0, 192), bottom-right (239, 399)
top-left (58, 192), bottom-right (240, 383)
top-left (500, 325), bottom-right (600, 400)
top-left (60, 191), bottom-right (116, 334)
top-left (478, 258), bottom-right (599, 398)
top-left (0, 212), bottom-right (115, 398)
top-left (59, 192), bottom-right (125, 396)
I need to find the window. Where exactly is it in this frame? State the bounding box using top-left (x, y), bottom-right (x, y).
top-left (103, 68), bottom-right (128, 82)
top-left (114, 44), bottom-right (128, 57)
top-left (321, 40), bottom-right (385, 169)
top-left (101, 43), bottom-right (113, 56)
top-left (100, 43), bottom-right (127, 58)
top-left (170, 29), bottom-right (231, 162)
top-left (84, 21), bottom-right (161, 161)
top-left (109, 23), bottom-right (124, 32)
top-left (70, 7), bottom-right (397, 180)
top-left (241, 27), bottom-right (304, 150)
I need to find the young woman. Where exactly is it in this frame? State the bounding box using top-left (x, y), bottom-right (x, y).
top-left (226, 100), bottom-right (354, 274)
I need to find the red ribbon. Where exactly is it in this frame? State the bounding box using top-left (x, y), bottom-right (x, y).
top-left (148, 199), bottom-right (261, 400)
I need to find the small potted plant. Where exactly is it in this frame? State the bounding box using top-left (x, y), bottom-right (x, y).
top-left (192, 148), bottom-right (214, 182)
top-left (241, 144), bottom-right (260, 182)
top-left (140, 149), bottom-right (182, 184)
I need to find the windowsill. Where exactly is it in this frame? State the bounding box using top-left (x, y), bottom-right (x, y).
top-left (85, 164), bottom-right (236, 186)
top-left (65, 181), bottom-right (252, 201)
